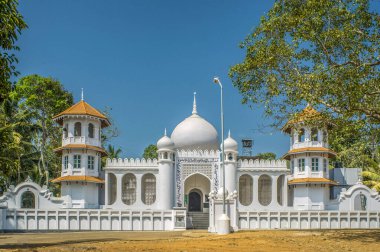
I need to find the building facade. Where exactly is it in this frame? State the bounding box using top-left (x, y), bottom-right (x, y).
top-left (1, 94), bottom-right (380, 232)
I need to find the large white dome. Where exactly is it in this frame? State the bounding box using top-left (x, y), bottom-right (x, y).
top-left (171, 93), bottom-right (219, 150)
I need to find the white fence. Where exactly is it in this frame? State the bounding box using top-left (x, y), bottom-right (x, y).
top-left (0, 209), bottom-right (186, 231)
top-left (238, 211), bottom-right (380, 229)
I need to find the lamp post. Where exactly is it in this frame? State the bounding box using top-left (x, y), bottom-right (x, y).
top-left (213, 76), bottom-right (230, 234)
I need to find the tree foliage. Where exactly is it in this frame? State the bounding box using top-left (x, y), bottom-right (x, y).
top-left (143, 144), bottom-right (158, 160)
top-left (7, 75), bottom-right (73, 186)
top-left (230, 0), bottom-right (379, 124)
top-left (0, 0), bottom-right (27, 102)
top-left (106, 145), bottom-right (122, 159)
top-left (229, 0), bottom-right (380, 190)
top-left (256, 152), bottom-right (277, 160)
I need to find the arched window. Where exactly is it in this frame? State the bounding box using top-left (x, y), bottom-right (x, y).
top-left (239, 175), bottom-right (253, 206)
top-left (122, 173), bottom-right (136, 205)
top-left (277, 175), bottom-right (285, 206)
top-left (311, 128), bottom-right (318, 141)
top-left (88, 123), bottom-right (94, 138)
top-left (63, 124), bottom-right (68, 138)
top-left (298, 129), bottom-right (305, 142)
top-left (21, 191), bottom-right (35, 208)
top-left (142, 173), bottom-right (156, 205)
top-left (74, 122), bottom-right (81, 137)
top-left (258, 175), bottom-right (272, 206)
top-left (108, 173), bottom-right (117, 205)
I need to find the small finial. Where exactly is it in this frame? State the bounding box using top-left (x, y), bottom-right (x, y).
top-left (192, 92), bottom-right (197, 114)
top-left (228, 129), bottom-right (231, 138)
top-left (81, 88), bottom-right (84, 101)
top-left (164, 128), bottom-right (167, 136)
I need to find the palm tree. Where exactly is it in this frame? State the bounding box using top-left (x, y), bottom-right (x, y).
top-left (107, 145), bottom-right (122, 159)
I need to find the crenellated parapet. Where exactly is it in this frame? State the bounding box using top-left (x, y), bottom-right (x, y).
top-left (106, 158), bottom-right (158, 167)
top-left (237, 159), bottom-right (287, 171)
top-left (176, 149), bottom-right (220, 159)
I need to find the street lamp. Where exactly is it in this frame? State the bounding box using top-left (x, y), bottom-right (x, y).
top-left (213, 76), bottom-right (230, 234)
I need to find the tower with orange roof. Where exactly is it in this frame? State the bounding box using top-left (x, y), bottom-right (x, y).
top-left (282, 105), bottom-right (337, 210)
top-left (51, 95), bottom-right (110, 208)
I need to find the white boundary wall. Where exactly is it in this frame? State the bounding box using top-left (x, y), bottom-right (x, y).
top-left (238, 211), bottom-right (380, 229)
top-left (0, 209), bottom-right (186, 231)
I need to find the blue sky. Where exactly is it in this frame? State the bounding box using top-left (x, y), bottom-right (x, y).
top-left (16, 0), bottom-right (292, 158)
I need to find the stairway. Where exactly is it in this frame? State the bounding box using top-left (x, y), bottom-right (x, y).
top-left (187, 212), bottom-right (209, 229)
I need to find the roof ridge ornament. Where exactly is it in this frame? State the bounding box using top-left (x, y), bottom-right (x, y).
top-left (192, 91), bottom-right (197, 114)
top-left (81, 88), bottom-right (84, 101)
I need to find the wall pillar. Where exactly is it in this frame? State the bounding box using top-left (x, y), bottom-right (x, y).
top-left (105, 172), bottom-right (109, 207)
top-left (271, 175), bottom-right (278, 207)
top-left (253, 175), bottom-right (259, 207)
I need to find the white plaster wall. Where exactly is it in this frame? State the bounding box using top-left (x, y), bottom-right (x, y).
top-left (1, 209), bottom-right (187, 231)
top-left (157, 161), bottom-right (175, 210)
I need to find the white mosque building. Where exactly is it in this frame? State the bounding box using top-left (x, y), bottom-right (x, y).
top-left (0, 93), bottom-right (380, 232)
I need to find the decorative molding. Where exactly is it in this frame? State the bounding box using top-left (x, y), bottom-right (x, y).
top-left (106, 158), bottom-right (158, 167)
top-left (238, 159), bottom-right (287, 169)
top-left (176, 149), bottom-right (220, 159)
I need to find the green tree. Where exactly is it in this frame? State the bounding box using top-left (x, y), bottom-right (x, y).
top-left (229, 0), bottom-right (380, 190)
top-left (0, 0), bottom-right (27, 102)
top-left (10, 75), bottom-right (73, 185)
top-left (143, 144), bottom-right (158, 160)
top-left (256, 152), bottom-right (277, 160)
top-left (230, 0), bottom-right (379, 124)
top-left (107, 145), bottom-right (122, 159)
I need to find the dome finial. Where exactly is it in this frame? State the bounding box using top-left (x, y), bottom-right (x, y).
top-left (192, 92), bottom-right (197, 114)
top-left (81, 88), bottom-right (84, 101)
top-left (228, 129), bottom-right (231, 138)
top-left (164, 128), bottom-right (167, 136)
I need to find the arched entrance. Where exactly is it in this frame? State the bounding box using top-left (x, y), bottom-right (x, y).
top-left (184, 173), bottom-right (211, 212)
top-left (188, 189), bottom-right (202, 212)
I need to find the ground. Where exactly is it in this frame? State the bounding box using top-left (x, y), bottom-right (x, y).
top-left (0, 230), bottom-right (379, 251)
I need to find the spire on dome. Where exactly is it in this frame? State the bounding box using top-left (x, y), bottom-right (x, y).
top-left (81, 88), bottom-right (84, 101)
top-left (164, 128), bottom-right (167, 136)
top-left (192, 92), bottom-right (197, 114)
top-left (228, 129), bottom-right (231, 138)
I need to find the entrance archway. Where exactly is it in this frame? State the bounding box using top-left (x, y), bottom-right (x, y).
top-left (188, 189), bottom-right (202, 212)
top-left (184, 173), bottom-right (211, 212)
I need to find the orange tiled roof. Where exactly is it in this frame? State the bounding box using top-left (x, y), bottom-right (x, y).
top-left (282, 147), bottom-right (336, 160)
top-left (288, 177), bottom-right (338, 185)
top-left (51, 175), bottom-right (104, 183)
top-left (54, 144), bottom-right (107, 156)
top-left (53, 100), bottom-right (110, 127)
top-left (282, 105), bottom-right (330, 133)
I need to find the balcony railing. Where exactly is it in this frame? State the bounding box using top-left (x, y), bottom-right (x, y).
top-left (291, 141), bottom-right (329, 150)
top-left (62, 136), bottom-right (100, 147)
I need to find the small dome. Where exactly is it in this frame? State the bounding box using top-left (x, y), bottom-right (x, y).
top-left (221, 131), bottom-right (238, 151)
top-left (157, 129), bottom-right (174, 150)
top-left (171, 93), bottom-right (219, 150)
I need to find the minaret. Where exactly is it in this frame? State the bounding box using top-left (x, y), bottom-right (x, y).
top-left (157, 129), bottom-right (175, 210)
top-left (222, 130), bottom-right (238, 194)
top-left (51, 95), bottom-right (110, 209)
top-left (282, 105), bottom-right (337, 210)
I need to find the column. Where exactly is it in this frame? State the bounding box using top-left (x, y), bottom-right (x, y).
top-left (271, 175), bottom-right (278, 208)
top-left (253, 175), bottom-right (259, 207)
top-left (283, 176), bottom-right (288, 207)
top-left (105, 172), bottom-right (109, 207)
top-left (115, 173), bottom-right (123, 207)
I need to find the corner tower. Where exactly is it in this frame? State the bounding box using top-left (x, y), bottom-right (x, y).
top-left (157, 129), bottom-right (175, 210)
top-left (51, 96), bottom-right (110, 208)
top-left (282, 105), bottom-right (337, 210)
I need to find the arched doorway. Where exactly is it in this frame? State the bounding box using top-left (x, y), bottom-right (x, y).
top-left (184, 173), bottom-right (211, 212)
top-left (188, 189), bottom-right (202, 212)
